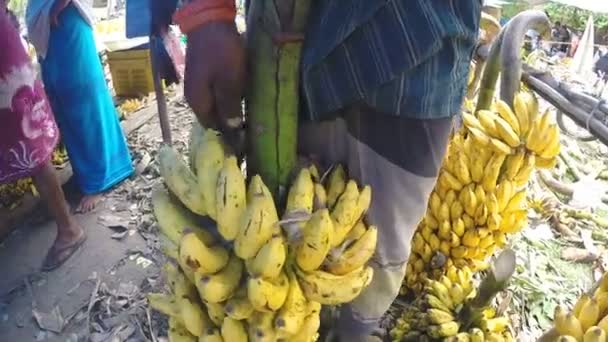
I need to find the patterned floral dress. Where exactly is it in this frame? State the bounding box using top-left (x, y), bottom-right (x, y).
top-left (0, 9), bottom-right (58, 183)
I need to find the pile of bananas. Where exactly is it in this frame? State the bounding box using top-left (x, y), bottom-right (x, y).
top-left (403, 92), bottom-right (561, 294)
top-left (391, 266), bottom-right (514, 342)
top-left (0, 146), bottom-right (69, 209)
top-left (147, 125), bottom-right (377, 341)
top-left (545, 273), bottom-right (608, 341)
top-left (118, 98), bottom-right (143, 119)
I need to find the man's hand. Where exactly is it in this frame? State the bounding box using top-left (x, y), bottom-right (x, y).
top-left (184, 21), bottom-right (246, 153)
top-left (50, 0), bottom-right (70, 26)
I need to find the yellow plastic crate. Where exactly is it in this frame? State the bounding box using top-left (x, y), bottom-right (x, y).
top-left (107, 48), bottom-right (154, 97)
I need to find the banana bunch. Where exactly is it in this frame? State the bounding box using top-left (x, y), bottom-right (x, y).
top-left (149, 124), bottom-right (378, 341)
top-left (391, 266), bottom-right (515, 342)
top-left (402, 91), bottom-right (561, 294)
top-left (545, 273), bottom-right (608, 342)
top-left (0, 145), bottom-right (69, 209)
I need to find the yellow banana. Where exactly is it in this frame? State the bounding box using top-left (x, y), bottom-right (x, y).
top-left (234, 188), bottom-right (279, 259)
top-left (504, 150), bottom-right (526, 180)
top-left (584, 326), bottom-right (607, 342)
top-left (427, 321), bottom-right (460, 339)
top-left (224, 291), bottom-right (254, 320)
top-left (440, 170), bottom-right (464, 191)
top-left (526, 110), bottom-right (551, 152)
top-left (166, 266), bottom-right (211, 337)
top-left (469, 328), bottom-right (485, 342)
top-left (480, 317), bottom-right (510, 333)
top-left (168, 317), bottom-right (197, 342)
top-left (539, 124), bottom-right (561, 159)
top-left (427, 308), bottom-right (455, 324)
top-left (248, 234), bottom-right (287, 279)
top-left (326, 225), bottom-right (377, 275)
top-left (455, 153), bottom-right (472, 185)
top-left (215, 156), bottom-right (247, 240)
top-left (296, 209), bottom-right (334, 272)
top-left (296, 266), bottom-right (374, 305)
top-left (179, 231), bottom-right (229, 275)
top-left (496, 180), bottom-right (513, 212)
top-left (196, 255), bottom-right (243, 303)
top-left (495, 100), bottom-right (520, 135)
top-left (475, 203), bottom-right (488, 226)
top-left (555, 306), bottom-right (584, 340)
top-left (275, 270), bottom-right (309, 336)
top-left (439, 220), bottom-right (452, 240)
top-left (247, 272), bottom-right (289, 312)
top-left (430, 191), bottom-right (442, 220)
top-left (462, 230), bottom-right (480, 248)
top-left (331, 182), bottom-right (371, 247)
top-left (247, 311), bottom-right (276, 342)
top-left (158, 145), bottom-right (206, 215)
top-left (205, 301), bottom-right (225, 326)
top-left (290, 311), bottom-right (321, 342)
top-left (462, 112), bottom-right (484, 131)
top-left (286, 168), bottom-right (315, 214)
top-left (482, 153), bottom-right (507, 193)
top-left (151, 189), bottom-right (215, 246)
top-left (308, 164), bottom-right (320, 182)
top-left (514, 92), bottom-right (530, 137)
top-left (598, 315), bottom-right (608, 336)
top-left (504, 190), bottom-right (526, 212)
top-left (536, 156), bottom-right (558, 169)
top-left (467, 126), bottom-right (491, 147)
top-left (452, 218), bottom-right (466, 237)
top-left (449, 283), bottom-right (466, 304)
top-left (195, 129), bottom-right (225, 220)
top-left (147, 292), bottom-right (180, 317)
top-left (477, 110), bottom-right (500, 138)
top-left (221, 317), bottom-right (248, 342)
top-left (247, 175), bottom-right (279, 223)
top-left (426, 294), bottom-right (452, 312)
top-left (326, 164), bottom-right (346, 209)
top-left (489, 137), bottom-right (513, 154)
top-left (199, 328), bottom-right (223, 342)
top-left (578, 298), bottom-right (600, 331)
top-left (513, 154), bottom-right (536, 187)
top-left (426, 279), bottom-right (454, 309)
top-left (345, 220), bottom-right (368, 242)
top-left (493, 113), bottom-right (521, 147)
top-left (450, 201), bottom-right (464, 221)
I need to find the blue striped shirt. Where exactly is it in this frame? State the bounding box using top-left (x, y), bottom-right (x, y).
top-left (301, 0), bottom-right (482, 120)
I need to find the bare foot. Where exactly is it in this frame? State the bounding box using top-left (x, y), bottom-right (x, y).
top-left (42, 226), bottom-right (86, 271)
top-left (75, 193), bottom-right (103, 213)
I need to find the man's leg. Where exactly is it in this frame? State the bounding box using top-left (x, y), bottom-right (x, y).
top-left (32, 161), bottom-right (86, 271)
top-left (299, 105), bottom-right (453, 340)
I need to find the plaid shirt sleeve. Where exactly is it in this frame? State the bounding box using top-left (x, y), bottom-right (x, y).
top-left (301, 0), bottom-right (482, 121)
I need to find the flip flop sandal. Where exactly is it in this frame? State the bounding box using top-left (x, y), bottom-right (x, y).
top-left (41, 233), bottom-right (87, 271)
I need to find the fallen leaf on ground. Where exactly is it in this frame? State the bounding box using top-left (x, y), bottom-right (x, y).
top-left (561, 247), bottom-right (598, 263)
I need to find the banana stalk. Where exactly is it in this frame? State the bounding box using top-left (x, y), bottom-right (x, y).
top-left (476, 10), bottom-right (550, 111)
top-left (246, 0), bottom-right (311, 198)
top-left (459, 249), bottom-right (516, 330)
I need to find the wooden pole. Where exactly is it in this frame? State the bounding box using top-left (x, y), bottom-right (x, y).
top-left (150, 35), bottom-right (172, 145)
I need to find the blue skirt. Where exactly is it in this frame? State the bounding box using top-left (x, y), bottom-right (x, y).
top-left (41, 5), bottom-right (133, 194)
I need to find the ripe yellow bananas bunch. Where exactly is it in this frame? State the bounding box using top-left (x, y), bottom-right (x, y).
top-left (546, 273), bottom-right (608, 342)
top-left (391, 267), bottom-right (515, 342)
top-left (402, 92), bottom-right (560, 294)
top-left (150, 125), bottom-right (379, 341)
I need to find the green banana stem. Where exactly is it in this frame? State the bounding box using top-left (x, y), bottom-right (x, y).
top-left (246, 0), bottom-right (311, 199)
top-left (475, 10), bottom-right (550, 112)
top-left (459, 249), bottom-right (516, 330)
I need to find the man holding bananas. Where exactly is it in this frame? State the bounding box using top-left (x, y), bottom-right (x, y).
top-left (151, 0), bottom-right (481, 340)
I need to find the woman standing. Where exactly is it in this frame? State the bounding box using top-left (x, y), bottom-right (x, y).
top-left (0, 3), bottom-right (85, 270)
top-left (26, 0), bottom-right (133, 212)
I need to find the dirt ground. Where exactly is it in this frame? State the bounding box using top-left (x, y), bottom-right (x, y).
top-left (0, 93), bottom-right (195, 342)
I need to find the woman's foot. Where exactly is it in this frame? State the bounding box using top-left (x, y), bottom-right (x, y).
top-left (75, 193), bottom-right (103, 213)
top-left (42, 224), bottom-right (86, 271)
